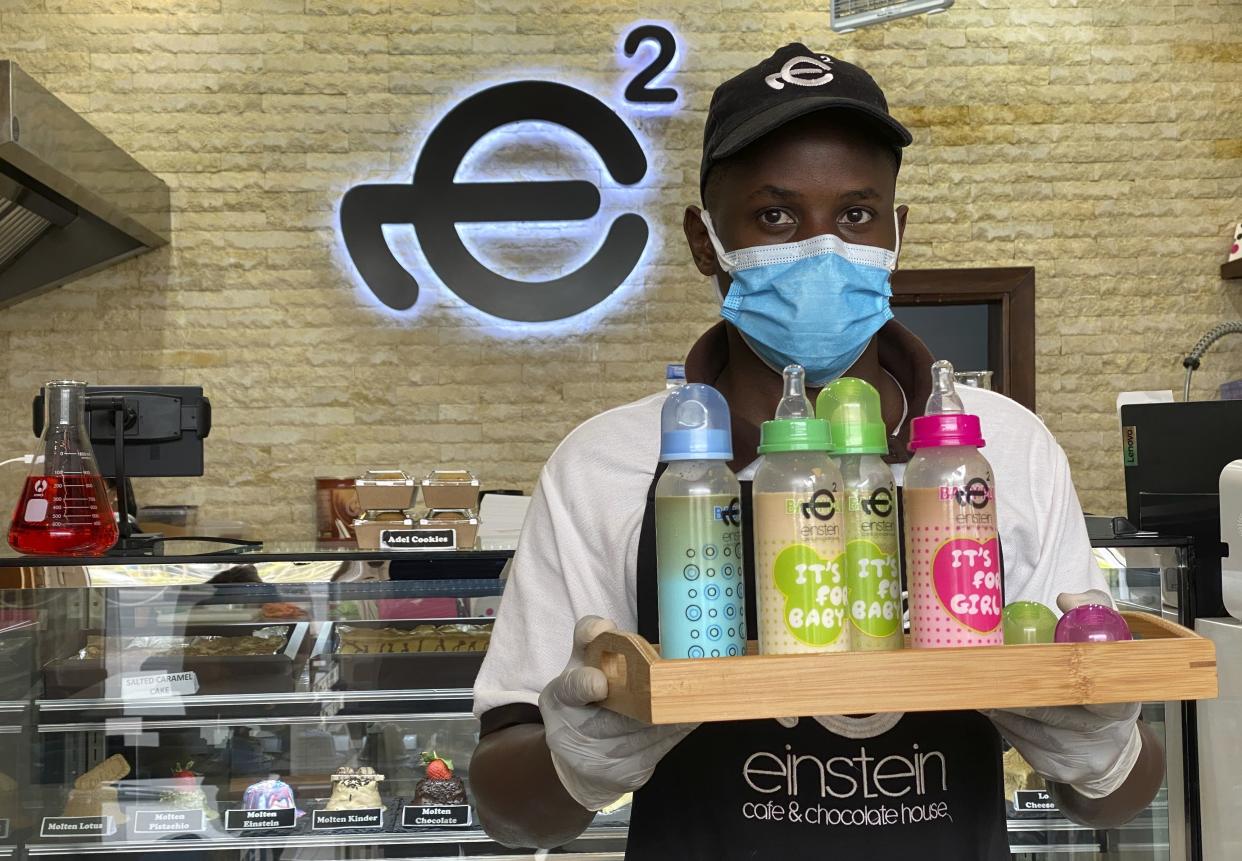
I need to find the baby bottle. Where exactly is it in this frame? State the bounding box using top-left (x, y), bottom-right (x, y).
top-left (655, 384), bottom-right (746, 659)
top-left (905, 361), bottom-right (1003, 647)
top-left (752, 366), bottom-right (850, 655)
top-left (818, 377), bottom-right (903, 651)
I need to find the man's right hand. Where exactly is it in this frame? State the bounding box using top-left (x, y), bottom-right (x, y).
top-left (539, 616), bottom-right (697, 811)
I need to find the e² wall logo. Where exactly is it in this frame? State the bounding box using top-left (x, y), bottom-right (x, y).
top-left (339, 24), bottom-right (680, 324)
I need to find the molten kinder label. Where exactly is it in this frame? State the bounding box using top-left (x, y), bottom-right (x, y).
top-left (931, 537), bottom-right (1002, 634)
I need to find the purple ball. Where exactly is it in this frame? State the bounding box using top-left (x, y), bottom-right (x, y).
top-left (1055, 604), bottom-right (1133, 643)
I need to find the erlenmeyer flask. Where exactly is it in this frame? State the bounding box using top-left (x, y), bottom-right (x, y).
top-left (9, 381), bottom-right (118, 555)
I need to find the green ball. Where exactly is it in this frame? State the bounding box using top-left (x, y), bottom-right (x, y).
top-left (1003, 601), bottom-right (1058, 645)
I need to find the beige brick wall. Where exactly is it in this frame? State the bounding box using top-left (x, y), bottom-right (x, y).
top-left (0, 0), bottom-right (1239, 538)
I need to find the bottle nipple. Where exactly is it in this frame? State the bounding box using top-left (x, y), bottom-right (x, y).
top-left (775, 364), bottom-right (813, 419)
top-left (925, 360), bottom-right (965, 416)
top-left (675, 398), bottom-right (709, 430)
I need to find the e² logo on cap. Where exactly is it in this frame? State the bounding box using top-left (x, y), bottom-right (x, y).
top-left (764, 54), bottom-right (835, 90)
top-left (339, 24), bottom-right (679, 324)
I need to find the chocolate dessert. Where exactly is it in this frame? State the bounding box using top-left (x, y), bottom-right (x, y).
top-left (413, 752), bottom-right (466, 805)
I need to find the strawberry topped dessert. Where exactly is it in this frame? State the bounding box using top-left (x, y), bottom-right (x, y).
top-left (160, 760), bottom-right (217, 819)
top-left (413, 752), bottom-right (466, 805)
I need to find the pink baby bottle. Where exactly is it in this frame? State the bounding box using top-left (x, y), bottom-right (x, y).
top-left (905, 361), bottom-right (1003, 647)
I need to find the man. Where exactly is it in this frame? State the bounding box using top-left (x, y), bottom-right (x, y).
top-left (470, 45), bottom-right (1164, 859)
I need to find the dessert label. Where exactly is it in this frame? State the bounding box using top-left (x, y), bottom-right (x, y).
top-left (402, 804), bottom-right (471, 828)
top-left (1013, 790), bottom-right (1058, 812)
top-left (225, 808), bottom-right (296, 830)
top-left (312, 808), bottom-right (383, 830)
top-left (114, 671), bottom-right (199, 700)
top-left (381, 529), bottom-right (455, 551)
top-left (40, 815), bottom-right (115, 837)
top-left (133, 809), bottom-right (206, 834)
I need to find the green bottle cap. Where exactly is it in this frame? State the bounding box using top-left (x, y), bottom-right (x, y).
top-left (1002, 601), bottom-right (1058, 645)
top-left (757, 418), bottom-right (833, 454)
top-left (816, 377), bottom-right (889, 456)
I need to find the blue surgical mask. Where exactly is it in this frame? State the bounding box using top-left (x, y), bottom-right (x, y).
top-left (701, 209), bottom-right (900, 386)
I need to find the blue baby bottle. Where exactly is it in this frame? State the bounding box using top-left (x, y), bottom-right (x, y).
top-left (655, 384), bottom-right (747, 659)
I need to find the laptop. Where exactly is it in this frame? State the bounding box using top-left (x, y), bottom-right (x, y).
top-left (1120, 401), bottom-right (1242, 529)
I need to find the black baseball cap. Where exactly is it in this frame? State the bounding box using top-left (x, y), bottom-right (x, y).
top-left (700, 44), bottom-right (912, 196)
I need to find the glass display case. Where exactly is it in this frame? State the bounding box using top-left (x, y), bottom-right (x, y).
top-left (0, 534), bottom-right (1193, 860)
top-left (0, 544), bottom-right (629, 860)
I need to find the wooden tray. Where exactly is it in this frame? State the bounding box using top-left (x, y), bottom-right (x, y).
top-left (585, 613), bottom-right (1218, 725)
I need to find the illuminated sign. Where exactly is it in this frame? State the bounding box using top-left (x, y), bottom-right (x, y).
top-left (339, 23), bottom-right (680, 324)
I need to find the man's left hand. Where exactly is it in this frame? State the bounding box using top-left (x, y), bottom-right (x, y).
top-left (984, 589), bottom-right (1142, 799)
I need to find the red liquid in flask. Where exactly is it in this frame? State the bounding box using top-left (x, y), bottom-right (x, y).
top-left (8, 474), bottom-right (118, 555)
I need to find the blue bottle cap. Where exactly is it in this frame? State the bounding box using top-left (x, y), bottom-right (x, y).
top-left (659, 383), bottom-right (734, 462)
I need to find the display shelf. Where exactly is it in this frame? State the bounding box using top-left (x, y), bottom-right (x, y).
top-left (1007, 818), bottom-right (1106, 834)
top-left (1006, 801), bottom-right (1169, 857)
top-left (35, 686), bottom-right (474, 725)
top-left (0, 541), bottom-right (516, 570)
top-left (39, 708), bottom-right (476, 733)
top-left (103, 577), bottom-right (505, 610)
top-left (22, 824), bottom-right (629, 855)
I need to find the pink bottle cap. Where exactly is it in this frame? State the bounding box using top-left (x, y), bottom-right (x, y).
top-left (908, 413), bottom-right (986, 451)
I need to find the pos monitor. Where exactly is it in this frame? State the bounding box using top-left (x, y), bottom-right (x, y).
top-left (33, 385), bottom-right (211, 478)
top-left (31, 385), bottom-right (217, 554)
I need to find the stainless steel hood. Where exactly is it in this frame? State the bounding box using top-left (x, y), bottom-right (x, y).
top-left (0, 60), bottom-right (169, 307)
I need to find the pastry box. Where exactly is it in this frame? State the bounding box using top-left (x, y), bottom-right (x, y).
top-left (310, 619), bottom-right (492, 691)
top-left (42, 622), bottom-right (309, 699)
top-left (355, 469), bottom-right (418, 512)
top-left (417, 510), bottom-right (480, 549)
top-left (420, 469), bottom-right (479, 511)
top-left (586, 613), bottom-right (1218, 725)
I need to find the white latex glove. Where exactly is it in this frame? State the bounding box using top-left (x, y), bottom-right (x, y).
top-left (539, 616), bottom-right (698, 811)
top-left (985, 590), bottom-right (1143, 799)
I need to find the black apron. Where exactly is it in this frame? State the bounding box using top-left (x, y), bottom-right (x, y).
top-left (625, 464), bottom-right (1010, 861)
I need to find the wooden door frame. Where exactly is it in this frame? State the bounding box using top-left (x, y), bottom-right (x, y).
top-left (891, 267), bottom-right (1036, 413)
